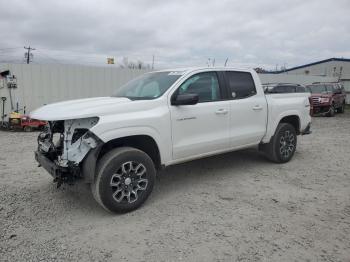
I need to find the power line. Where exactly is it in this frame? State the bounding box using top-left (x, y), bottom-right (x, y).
top-left (35, 51), bottom-right (62, 64)
top-left (0, 47), bottom-right (22, 51)
top-left (0, 59), bottom-right (23, 63)
top-left (0, 54), bottom-right (21, 57)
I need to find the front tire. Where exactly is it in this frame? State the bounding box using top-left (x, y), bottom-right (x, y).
top-left (338, 103), bottom-right (345, 113)
top-left (327, 105), bottom-right (335, 117)
top-left (23, 126), bottom-right (32, 132)
top-left (92, 147), bottom-right (156, 213)
top-left (260, 123), bottom-right (297, 163)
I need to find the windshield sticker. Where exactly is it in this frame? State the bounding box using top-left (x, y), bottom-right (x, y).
top-left (168, 71), bottom-right (185, 76)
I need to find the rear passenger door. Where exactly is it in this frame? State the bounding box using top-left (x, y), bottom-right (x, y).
top-left (224, 71), bottom-right (267, 148)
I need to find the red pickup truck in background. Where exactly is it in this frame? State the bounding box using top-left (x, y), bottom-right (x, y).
top-left (306, 83), bottom-right (346, 117)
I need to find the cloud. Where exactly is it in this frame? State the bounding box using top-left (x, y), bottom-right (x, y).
top-left (0, 0), bottom-right (349, 69)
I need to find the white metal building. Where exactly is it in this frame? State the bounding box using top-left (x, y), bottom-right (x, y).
top-left (0, 63), bottom-right (148, 120)
top-left (266, 58), bottom-right (350, 103)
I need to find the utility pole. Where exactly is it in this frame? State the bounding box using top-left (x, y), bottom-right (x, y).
top-left (24, 46), bottom-right (35, 64)
top-left (151, 55), bottom-right (154, 70)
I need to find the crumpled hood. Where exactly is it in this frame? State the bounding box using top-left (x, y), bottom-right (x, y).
top-left (30, 97), bottom-right (132, 121)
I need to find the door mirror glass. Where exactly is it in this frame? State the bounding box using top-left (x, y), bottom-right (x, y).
top-left (171, 93), bottom-right (199, 106)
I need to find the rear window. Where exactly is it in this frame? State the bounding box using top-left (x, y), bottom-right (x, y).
top-left (264, 84), bottom-right (306, 94)
top-left (225, 71), bottom-right (256, 99)
top-left (274, 85), bottom-right (295, 93)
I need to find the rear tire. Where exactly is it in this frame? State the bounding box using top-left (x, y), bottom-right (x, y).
top-left (91, 147), bottom-right (156, 213)
top-left (260, 123), bottom-right (297, 163)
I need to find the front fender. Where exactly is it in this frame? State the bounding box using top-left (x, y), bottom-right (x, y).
top-left (81, 143), bottom-right (103, 183)
top-left (91, 125), bottom-right (170, 166)
top-left (82, 126), bottom-right (169, 183)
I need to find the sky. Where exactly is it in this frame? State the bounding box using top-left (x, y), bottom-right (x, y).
top-left (0, 0), bottom-right (349, 70)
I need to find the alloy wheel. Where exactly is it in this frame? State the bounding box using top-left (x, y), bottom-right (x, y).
top-left (279, 130), bottom-right (295, 159)
top-left (110, 161), bottom-right (148, 203)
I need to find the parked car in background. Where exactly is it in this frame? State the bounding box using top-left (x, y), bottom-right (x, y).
top-left (263, 83), bottom-right (307, 94)
top-left (306, 83), bottom-right (346, 117)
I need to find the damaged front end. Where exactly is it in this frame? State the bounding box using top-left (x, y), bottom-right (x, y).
top-left (35, 117), bottom-right (102, 187)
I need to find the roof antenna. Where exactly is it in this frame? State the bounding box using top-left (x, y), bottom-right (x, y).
top-left (207, 58), bottom-right (211, 67)
top-left (224, 58), bottom-right (228, 67)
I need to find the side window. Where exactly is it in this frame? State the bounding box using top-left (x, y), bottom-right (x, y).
top-left (274, 86), bottom-right (285, 93)
top-left (275, 85), bottom-right (294, 93)
top-left (178, 72), bottom-right (221, 102)
top-left (287, 85), bottom-right (297, 93)
top-left (225, 71), bottom-right (257, 99)
top-left (296, 86), bottom-right (306, 93)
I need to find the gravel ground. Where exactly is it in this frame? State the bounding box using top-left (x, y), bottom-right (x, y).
top-left (1, 113), bottom-right (350, 262)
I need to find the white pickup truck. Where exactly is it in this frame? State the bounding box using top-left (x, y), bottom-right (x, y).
top-left (31, 67), bottom-right (311, 213)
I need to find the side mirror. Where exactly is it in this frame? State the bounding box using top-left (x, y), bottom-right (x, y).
top-left (171, 93), bottom-right (199, 106)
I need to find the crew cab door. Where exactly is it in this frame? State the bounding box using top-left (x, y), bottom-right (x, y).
top-left (169, 71), bottom-right (230, 160)
top-left (224, 71), bottom-right (267, 147)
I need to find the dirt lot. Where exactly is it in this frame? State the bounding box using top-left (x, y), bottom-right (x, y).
top-left (1, 113), bottom-right (350, 262)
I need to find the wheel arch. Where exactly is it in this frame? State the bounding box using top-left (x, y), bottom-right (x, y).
top-left (98, 135), bottom-right (161, 169)
top-left (82, 132), bottom-right (163, 183)
top-left (279, 115), bottom-right (300, 135)
top-left (262, 112), bottom-right (301, 143)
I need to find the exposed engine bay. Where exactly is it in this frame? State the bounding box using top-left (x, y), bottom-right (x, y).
top-left (36, 117), bottom-right (101, 186)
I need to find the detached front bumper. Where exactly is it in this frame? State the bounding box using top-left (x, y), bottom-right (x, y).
top-left (35, 151), bottom-right (80, 185)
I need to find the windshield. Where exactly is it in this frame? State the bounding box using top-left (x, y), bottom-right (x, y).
top-left (113, 72), bottom-right (182, 100)
top-left (306, 85), bottom-right (328, 94)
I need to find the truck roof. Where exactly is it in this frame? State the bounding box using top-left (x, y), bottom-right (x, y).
top-left (154, 67), bottom-right (254, 74)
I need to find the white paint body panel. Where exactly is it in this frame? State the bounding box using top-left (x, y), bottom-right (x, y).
top-left (30, 97), bottom-right (131, 121)
top-left (170, 100), bottom-right (230, 160)
top-left (262, 93), bottom-right (311, 143)
top-left (228, 72), bottom-right (267, 147)
top-left (30, 67), bottom-right (311, 167)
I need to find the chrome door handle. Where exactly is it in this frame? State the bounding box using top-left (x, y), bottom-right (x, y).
top-left (215, 109), bottom-right (228, 115)
top-left (252, 105), bottom-right (263, 111)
